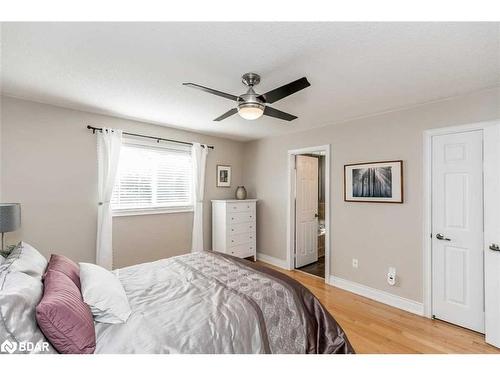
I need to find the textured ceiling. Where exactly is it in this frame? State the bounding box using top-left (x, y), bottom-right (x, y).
top-left (1, 22), bottom-right (499, 141)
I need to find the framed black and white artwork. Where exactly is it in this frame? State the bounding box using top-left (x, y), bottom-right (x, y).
top-left (216, 165), bottom-right (231, 187)
top-left (344, 160), bottom-right (403, 203)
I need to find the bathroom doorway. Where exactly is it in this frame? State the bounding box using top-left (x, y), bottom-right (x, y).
top-left (287, 145), bottom-right (330, 282)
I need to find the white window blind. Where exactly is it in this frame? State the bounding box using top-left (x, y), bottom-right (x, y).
top-left (111, 141), bottom-right (193, 213)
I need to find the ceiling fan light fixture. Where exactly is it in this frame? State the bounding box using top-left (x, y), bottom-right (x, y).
top-left (184, 74), bottom-right (309, 122)
top-left (238, 103), bottom-right (264, 120)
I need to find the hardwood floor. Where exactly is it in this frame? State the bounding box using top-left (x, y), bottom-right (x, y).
top-left (258, 261), bottom-right (500, 354)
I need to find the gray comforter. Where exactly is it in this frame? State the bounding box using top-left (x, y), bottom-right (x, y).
top-left (94, 251), bottom-right (353, 354)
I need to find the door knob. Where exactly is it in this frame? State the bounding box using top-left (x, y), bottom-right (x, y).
top-left (489, 243), bottom-right (500, 252)
top-left (436, 233), bottom-right (451, 241)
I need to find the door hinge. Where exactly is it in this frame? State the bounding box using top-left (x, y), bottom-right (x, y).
top-left (430, 233), bottom-right (433, 238)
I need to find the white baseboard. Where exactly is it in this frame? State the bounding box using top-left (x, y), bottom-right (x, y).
top-left (256, 253), bottom-right (424, 316)
top-left (329, 276), bottom-right (424, 316)
top-left (256, 252), bottom-right (290, 269)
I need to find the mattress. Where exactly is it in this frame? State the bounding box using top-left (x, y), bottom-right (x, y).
top-left (94, 251), bottom-right (353, 354)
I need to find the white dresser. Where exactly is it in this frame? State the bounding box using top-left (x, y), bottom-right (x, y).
top-left (211, 199), bottom-right (257, 260)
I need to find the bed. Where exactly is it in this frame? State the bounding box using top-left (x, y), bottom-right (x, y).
top-left (0, 244), bottom-right (353, 354)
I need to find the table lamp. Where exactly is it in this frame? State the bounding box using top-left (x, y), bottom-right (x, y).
top-left (0, 203), bottom-right (21, 252)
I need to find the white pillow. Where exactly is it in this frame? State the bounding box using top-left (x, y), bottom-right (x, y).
top-left (0, 270), bottom-right (56, 353)
top-left (3, 242), bottom-right (47, 278)
top-left (79, 262), bottom-right (131, 324)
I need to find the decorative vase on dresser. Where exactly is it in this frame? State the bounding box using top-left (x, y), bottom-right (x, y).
top-left (235, 186), bottom-right (247, 200)
top-left (211, 199), bottom-right (257, 260)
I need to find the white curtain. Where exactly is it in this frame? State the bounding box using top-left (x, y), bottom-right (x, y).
top-left (191, 143), bottom-right (208, 252)
top-left (96, 128), bottom-right (122, 269)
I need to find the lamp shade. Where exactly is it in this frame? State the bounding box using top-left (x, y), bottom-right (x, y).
top-left (0, 203), bottom-right (21, 232)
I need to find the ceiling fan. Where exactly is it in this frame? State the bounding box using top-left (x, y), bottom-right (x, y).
top-left (183, 73), bottom-right (310, 122)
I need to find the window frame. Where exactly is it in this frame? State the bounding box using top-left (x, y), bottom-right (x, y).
top-left (111, 137), bottom-right (194, 217)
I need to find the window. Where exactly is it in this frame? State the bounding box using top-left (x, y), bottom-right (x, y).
top-left (111, 140), bottom-right (193, 215)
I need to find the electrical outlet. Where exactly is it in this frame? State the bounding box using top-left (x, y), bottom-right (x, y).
top-left (387, 267), bottom-right (397, 286)
top-left (352, 258), bottom-right (358, 268)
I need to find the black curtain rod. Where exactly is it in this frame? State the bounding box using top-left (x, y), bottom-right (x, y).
top-left (86, 125), bottom-right (215, 149)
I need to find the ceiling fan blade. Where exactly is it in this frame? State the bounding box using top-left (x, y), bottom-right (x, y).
top-left (263, 106), bottom-right (298, 121)
top-left (257, 77), bottom-right (310, 104)
top-left (183, 83), bottom-right (239, 101)
top-left (214, 108), bottom-right (238, 121)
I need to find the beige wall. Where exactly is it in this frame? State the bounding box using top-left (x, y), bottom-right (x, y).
top-left (0, 96), bottom-right (245, 267)
top-left (2, 88), bottom-right (499, 301)
top-left (243, 87), bottom-right (500, 302)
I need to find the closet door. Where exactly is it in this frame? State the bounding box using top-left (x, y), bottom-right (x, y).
top-left (484, 124), bottom-right (500, 348)
top-left (431, 130), bottom-right (484, 333)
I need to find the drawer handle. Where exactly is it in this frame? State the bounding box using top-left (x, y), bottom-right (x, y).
top-left (250, 216), bottom-right (253, 219)
top-left (231, 229), bottom-right (234, 232)
top-left (249, 226), bottom-right (253, 229)
top-left (231, 240), bottom-right (234, 243)
top-left (231, 217), bottom-right (234, 220)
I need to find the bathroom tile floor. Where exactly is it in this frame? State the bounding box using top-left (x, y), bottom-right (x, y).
top-left (296, 256), bottom-right (325, 278)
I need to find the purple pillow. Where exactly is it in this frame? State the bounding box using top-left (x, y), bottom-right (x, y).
top-left (36, 270), bottom-right (96, 354)
top-left (44, 254), bottom-right (81, 289)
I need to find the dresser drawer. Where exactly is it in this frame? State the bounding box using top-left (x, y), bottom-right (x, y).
top-left (229, 222), bottom-right (256, 235)
top-left (228, 242), bottom-right (256, 258)
top-left (229, 232), bottom-right (256, 246)
top-left (227, 202), bottom-right (254, 213)
top-left (228, 211), bottom-right (255, 224)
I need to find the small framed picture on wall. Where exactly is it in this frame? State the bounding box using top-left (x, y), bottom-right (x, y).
top-left (344, 160), bottom-right (403, 203)
top-left (216, 165), bottom-right (231, 187)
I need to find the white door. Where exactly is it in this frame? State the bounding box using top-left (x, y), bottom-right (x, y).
top-left (484, 124), bottom-right (500, 347)
top-left (432, 130), bottom-right (484, 333)
top-left (295, 155), bottom-right (319, 268)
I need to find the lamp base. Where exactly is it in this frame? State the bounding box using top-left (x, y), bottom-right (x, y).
top-left (0, 244), bottom-right (16, 258)
top-left (0, 233), bottom-right (17, 257)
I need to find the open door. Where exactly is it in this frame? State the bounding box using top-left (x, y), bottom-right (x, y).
top-left (295, 155), bottom-right (319, 268)
top-left (484, 124), bottom-right (500, 348)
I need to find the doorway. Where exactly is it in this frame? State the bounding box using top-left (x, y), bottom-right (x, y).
top-left (287, 145), bottom-right (330, 282)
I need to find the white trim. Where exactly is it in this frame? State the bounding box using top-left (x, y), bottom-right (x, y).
top-left (112, 206), bottom-right (194, 217)
top-left (484, 125), bottom-right (500, 348)
top-left (287, 144), bottom-right (331, 283)
top-left (422, 120), bottom-right (500, 319)
top-left (422, 131), bottom-right (432, 318)
top-left (256, 252), bottom-right (290, 270)
top-left (286, 154), bottom-right (296, 270)
top-left (329, 276), bottom-right (424, 316)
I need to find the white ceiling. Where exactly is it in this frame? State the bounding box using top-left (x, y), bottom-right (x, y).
top-left (1, 22), bottom-right (499, 141)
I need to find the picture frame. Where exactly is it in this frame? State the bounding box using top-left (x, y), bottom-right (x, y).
top-left (216, 165), bottom-right (231, 187)
top-left (344, 160), bottom-right (403, 203)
